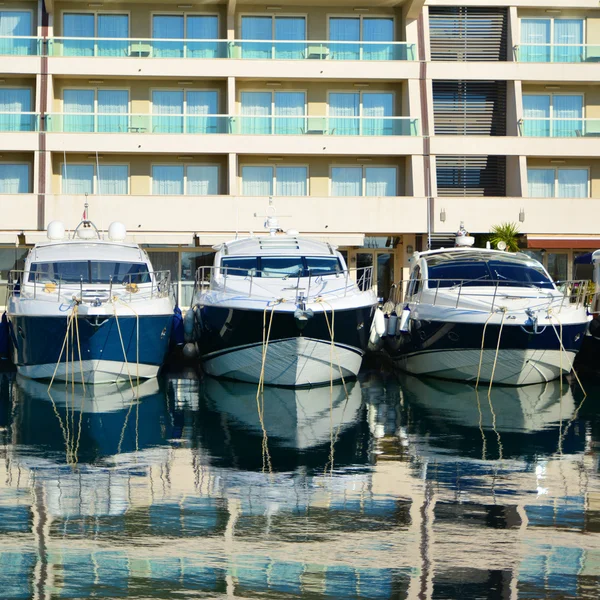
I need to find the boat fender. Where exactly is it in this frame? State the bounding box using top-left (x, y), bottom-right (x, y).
top-left (170, 306), bottom-right (185, 347)
top-left (183, 307), bottom-right (196, 343)
top-left (183, 342), bottom-right (198, 359)
top-left (387, 314), bottom-right (398, 336)
top-left (368, 308), bottom-right (386, 351)
top-left (374, 308), bottom-right (386, 337)
top-left (399, 306), bottom-right (411, 333)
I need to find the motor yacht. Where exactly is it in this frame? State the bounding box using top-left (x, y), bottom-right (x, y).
top-left (384, 226), bottom-right (590, 385)
top-left (7, 213), bottom-right (175, 384)
top-left (190, 215), bottom-right (377, 387)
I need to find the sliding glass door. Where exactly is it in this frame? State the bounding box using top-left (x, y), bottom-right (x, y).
top-left (0, 11), bottom-right (33, 55)
top-left (0, 163), bottom-right (29, 193)
top-left (152, 91), bottom-right (184, 133)
top-left (329, 92), bottom-right (393, 136)
top-left (241, 15), bottom-right (306, 59)
top-left (97, 90), bottom-right (128, 132)
top-left (97, 14), bottom-right (129, 57)
top-left (0, 88), bottom-right (32, 131)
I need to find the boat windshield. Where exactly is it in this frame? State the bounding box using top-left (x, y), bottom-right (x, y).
top-left (29, 261), bottom-right (150, 284)
top-left (220, 256), bottom-right (342, 278)
top-left (427, 260), bottom-right (554, 289)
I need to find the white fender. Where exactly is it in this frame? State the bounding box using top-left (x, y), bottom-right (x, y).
top-left (183, 342), bottom-right (198, 358)
top-left (399, 307), bottom-right (411, 333)
top-left (374, 308), bottom-right (386, 336)
top-left (183, 306), bottom-right (196, 343)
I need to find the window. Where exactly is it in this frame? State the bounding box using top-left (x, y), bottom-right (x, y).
top-left (0, 88), bottom-right (32, 131)
top-left (61, 164), bottom-right (128, 194)
top-left (240, 91), bottom-right (305, 134)
top-left (520, 18), bottom-right (584, 62)
top-left (528, 168), bottom-right (588, 198)
top-left (220, 256), bottom-right (342, 277)
top-left (29, 261), bottom-right (150, 284)
top-left (152, 14), bottom-right (220, 58)
top-left (152, 164), bottom-right (219, 195)
top-left (331, 166), bottom-right (397, 197)
top-left (329, 16), bottom-right (394, 60)
top-left (63, 88), bottom-right (129, 133)
top-left (522, 94), bottom-right (583, 137)
top-left (0, 164), bottom-right (30, 193)
top-left (63, 12), bottom-right (129, 56)
top-left (328, 91), bottom-right (394, 136)
top-left (0, 11), bottom-right (33, 55)
top-left (241, 15), bottom-right (305, 59)
top-left (241, 165), bottom-right (307, 196)
top-left (152, 89), bottom-right (219, 133)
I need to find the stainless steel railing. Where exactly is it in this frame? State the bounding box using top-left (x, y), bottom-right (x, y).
top-left (193, 265), bottom-right (374, 304)
top-left (7, 269), bottom-right (172, 304)
top-left (387, 278), bottom-right (591, 313)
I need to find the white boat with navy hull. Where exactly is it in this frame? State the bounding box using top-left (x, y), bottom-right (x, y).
top-left (384, 226), bottom-right (590, 386)
top-left (190, 217), bottom-right (378, 388)
top-left (7, 215), bottom-right (175, 384)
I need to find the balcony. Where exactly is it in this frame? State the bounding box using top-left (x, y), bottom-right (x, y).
top-left (48, 37), bottom-right (415, 61)
top-left (45, 114), bottom-right (419, 136)
top-left (0, 113), bottom-right (39, 132)
top-left (515, 44), bottom-right (600, 64)
top-left (519, 118), bottom-right (600, 138)
top-left (0, 36), bottom-right (40, 56)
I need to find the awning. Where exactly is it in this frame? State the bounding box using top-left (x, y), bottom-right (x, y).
top-left (195, 233), bottom-right (365, 248)
top-left (527, 235), bottom-right (600, 250)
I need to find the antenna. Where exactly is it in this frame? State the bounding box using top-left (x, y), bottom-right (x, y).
top-left (253, 197), bottom-right (291, 236)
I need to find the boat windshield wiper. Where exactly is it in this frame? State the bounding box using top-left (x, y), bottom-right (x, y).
top-left (449, 274), bottom-right (489, 290)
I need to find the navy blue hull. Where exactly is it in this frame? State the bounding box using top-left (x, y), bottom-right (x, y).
top-left (9, 314), bottom-right (173, 369)
top-left (385, 319), bottom-right (588, 358)
top-left (199, 305), bottom-right (373, 359)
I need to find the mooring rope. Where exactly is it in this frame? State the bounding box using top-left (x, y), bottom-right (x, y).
top-left (475, 311), bottom-right (497, 390)
top-left (487, 308), bottom-right (507, 393)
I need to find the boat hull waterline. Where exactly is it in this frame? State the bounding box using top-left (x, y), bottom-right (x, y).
top-left (10, 314), bottom-right (173, 384)
top-left (388, 320), bottom-right (587, 386)
top-left (199, 305), bottom-right (373, 387)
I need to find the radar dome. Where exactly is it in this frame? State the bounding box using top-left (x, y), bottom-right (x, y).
top-left (47, 221), bottom-right (65, 241)
top-left (108, 221), bottom-right (127, 242)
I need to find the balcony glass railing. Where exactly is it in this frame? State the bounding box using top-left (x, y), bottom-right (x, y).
top-left (519, 118), bottom-right (600, 138)
top-left (515, 44), bottom-right (600, 63)
top-left (47, 37), bottom-right (415, 61)
top-left (45, 114), bottom-right (419, 136)
top-left (0, 112), bottom-right (39, 132)
top-left (0, 36), bottom-right (40, 56)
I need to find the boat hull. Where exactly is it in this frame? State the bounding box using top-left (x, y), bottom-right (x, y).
top-left (387, 320), bottom-right (587, 386)
top-left (199, 304), bottom-right (373, 387)
top-left (9, 314), bottom-right (173, 384)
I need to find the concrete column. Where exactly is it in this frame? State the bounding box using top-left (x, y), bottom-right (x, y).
top-left (507, 6), bottom-right (519, 62)
top-left (226, 0), bottom-right (236, 41)
top-left (228, 153), bottom-right (238, 195)
top-left (406, 78), bottom-right (422, 134)
top-left (408, 155), bottom-right (426, 197)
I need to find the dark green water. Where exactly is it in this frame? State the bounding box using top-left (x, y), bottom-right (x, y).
top-left (0, 363), bottom-right (599, 599)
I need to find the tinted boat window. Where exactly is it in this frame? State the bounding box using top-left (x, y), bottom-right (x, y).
top-left (427, 260), bottom-right (553, 289)
top-left (305, 257), bottom-right (341, 275)
top-left (221, 257), bottom-right (258, 276)
top-left (261, 257), bottom-right (304, 278)
top-left (29, 261), bottom-right (150, 284)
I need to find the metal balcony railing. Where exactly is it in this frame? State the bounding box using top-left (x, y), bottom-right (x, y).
top-left (515, 43), bottom-right (600, 63)
top-left (44, 113), bottom-right (420, 136)
top-left (47, 37), bottom-right (415, 61)
top-left (519, 118), bottom-right (600, 138)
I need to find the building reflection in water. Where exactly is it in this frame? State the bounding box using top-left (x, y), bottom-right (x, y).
top-left (0, 364), bottom-right (598, 599)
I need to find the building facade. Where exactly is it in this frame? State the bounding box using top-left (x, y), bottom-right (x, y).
top-left (0, 0), bottom-right (598, 303)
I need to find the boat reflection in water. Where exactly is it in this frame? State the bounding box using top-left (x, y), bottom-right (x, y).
top-left (0, 368), bottom-right (598, 599)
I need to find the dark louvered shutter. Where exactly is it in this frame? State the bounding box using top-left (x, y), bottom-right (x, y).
top-left (436, 156), bottom-right (506, 197)
top-left (433, 81), bottom-right (507, 136)
top-left (429, 7), bottom-right (508, 62)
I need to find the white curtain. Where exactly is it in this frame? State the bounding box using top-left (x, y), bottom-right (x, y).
top-left (97, 90), bottom-right (128, 132)
top-left (0, 87), bottom-right (31, 130)
top-left (187, 90), bottom-right (218, 133)
top-left (98, 165), bottom-right (128, 195)
top-left (242, 166), bottom-right (273, 196)
top-left (63, 13), bottom-right (95, 56)
top-left (152, 165), bottom-right (184, 195)
top-left (0, 163), bottom-right (29, 193)
top-left (557, 169), bottom-right (588, 198)
top-left (329, 92), bottom-right (359, 135)
top-left (527, 168), bottom-right (555, 197)
top-left (187, 165), bottom-right (219, 195)
top-left (554, 19), bottom-right (583, 63)
top-left (276, 167), bottom-right (307, 196)
top-left (553, 94), bottom-right (583, 137)
top-left (152, 90), bottom-right (184, 133)
top-left (365, 167), bottom-right (396, 196)
top-left (63, 89), bottom-right (94, 132)
top-left (520, 19), bottom-right (551, 62)
top-left (62, 164), bottom-right (94, 194)
top-left (153, 15), bottom-right (184, 57)
top-left (241, 16), bottom-right (272, 59)
top-left (331, 167), bottom-right (362, 196)
top-left (97, 14), bottom-right (129, 57)
top-left (0, 11), bottom-right (32, 55)
top-left (522, 94), bottom-right (550, 136)
top-left (329, 17), bottom-right (360, 60)
top-left (274, 92), bottom-right (304, 134)
top-left (362, 92), bottom-right (393, 135)
top-left (274, 17), bottom-right (305, 59)
top-left (363, 18), bottom-right (394, 60)
top-left (186, 15), bottom-right (219, 58)
top-left (241, 92), bottom-right (271, 134)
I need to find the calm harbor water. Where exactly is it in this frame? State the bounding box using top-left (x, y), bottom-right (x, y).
top-left (0, 362), bottom-right (599, 599)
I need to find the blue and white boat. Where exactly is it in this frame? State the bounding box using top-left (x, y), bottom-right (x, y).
top-left (7, 215), bottom-right (174, 384)
top-left (385, 227), bottom-right (590, 386)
